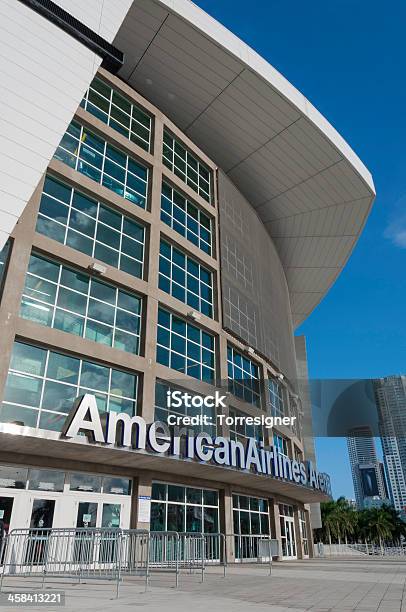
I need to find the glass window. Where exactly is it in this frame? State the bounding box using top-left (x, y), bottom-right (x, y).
top-left (227, 345), bottom-right (261, 407)
top-left (268, 378), bottom-right (285, 418)
top-left (37, 176), bottom-right (145, 279)
top-left (0, 239), bottom-right (11, 301)
top-left (159, 240), bottom-right (213, 317)
top-left (163, 131), bottom-right (212, 203)
top-left (151, 482), bottom-right (219, 534)
top-left (28, 469), bottom-right (65, 492)
top-left (161, 182), bottom-right (212, 255)
top-left (54, 121), bottom-right (148, 209)
top-left (20, 253), bottom-right (142, 355)
top-left (82, 77), bottom-right (152, 152)
top-left (70, 473), bottom-right (102, 493)
top-left (102, 476), bottom-right (131, 495)
top-left (232, 494), bottom-right (269, 555)
top-left (0, 341), bottom-right (138, 431)
top-left (157, 308), bottom-right (215, 382)
top-left (273, 433), bottom-right (289, 457)
top-left (0, 465), bottom-right (28, 489)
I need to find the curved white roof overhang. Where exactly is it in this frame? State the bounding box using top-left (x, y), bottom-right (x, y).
top-left (114, 0), bottom-right (375, 327)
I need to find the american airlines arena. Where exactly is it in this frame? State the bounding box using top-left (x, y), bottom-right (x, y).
top-left (0, 0), bottom-right (375, 561)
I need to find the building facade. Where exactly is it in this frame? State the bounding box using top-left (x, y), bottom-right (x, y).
top-left (0, 0), bottom-right (375, 561)
top-left (347, 426), bottom-right (389, 510)
top-left (373, 376), bottom-right (406, 517)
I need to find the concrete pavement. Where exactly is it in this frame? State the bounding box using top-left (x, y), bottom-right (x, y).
top-left (1, 558), bottom-right (406, 612)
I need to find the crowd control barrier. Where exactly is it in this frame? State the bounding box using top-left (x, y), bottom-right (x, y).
top-left (226, 534), bottom-right (278, 574)
top-left (0, 528), bottom-right (275, 597)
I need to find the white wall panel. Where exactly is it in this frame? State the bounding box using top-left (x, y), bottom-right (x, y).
top-left (0, 0), bottom-right (132, 251)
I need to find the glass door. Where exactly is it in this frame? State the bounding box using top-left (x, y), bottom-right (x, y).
top-left (101, 503), bottom-right (121, 529)
top-left (25, 499), bottom-right (55, 565)
top-left (0, 497), bottom-right (14, 564)
top-left (30, 499), bottom-right (55, 529)
top-left (0, 496), bottom-right (14, 535)
top-left (76, 502), bottom-right (97, 528)
top-left (283, 519), bottom-right (297, 559)
top-left (74, 501), bottom-right (97, 565)
top-left (99, 503), bottom-right (121, 563)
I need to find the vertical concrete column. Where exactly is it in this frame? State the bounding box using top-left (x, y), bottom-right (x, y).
top-left (218, 335), bottom-right (230, 437)
top-left (140, 118), bottom-right (164, 424)
top-left (0, 182), bottom-right (44, 400)
top-left (131, 473), bottom-right (153, 530)
top-left (294, 507), bottom-right (304, 559)
top-left (261, 367), bottom-right (273, 446)
top-left (305, 507), bottom-right (315, 558)
top-left (269, 500), bottom-right (282, 560)
top-left (287, 437), bottom-right (296, 460)
top-left (221, 485), bottom-right (235, 563)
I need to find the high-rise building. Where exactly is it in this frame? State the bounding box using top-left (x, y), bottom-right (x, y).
top-left (373, 376), bottom-right (406, 516)
top-left (347, 427), bottom-right (389, 509)
top-left (0, 0), bottom-right (374, 562)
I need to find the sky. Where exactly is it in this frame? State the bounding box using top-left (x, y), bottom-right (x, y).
top-left (194, 0), bottom-right (406, 499)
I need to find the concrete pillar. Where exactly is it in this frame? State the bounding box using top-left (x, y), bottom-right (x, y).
top-left (221, 485), bottom-right (235, 563)
top-left (131, 473), bottom-right (153, 530)
top-left (305, 507), bottom-right (314, 558)
top-left (139, 116), bottom-right (163, 424)
top-left (269, 500), bottom-right (282, 560)
top-left (294, 507), bottom-right (304, 559)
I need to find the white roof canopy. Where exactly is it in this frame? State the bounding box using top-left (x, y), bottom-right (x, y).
top-left (114, 0), bottom-right (375, 326)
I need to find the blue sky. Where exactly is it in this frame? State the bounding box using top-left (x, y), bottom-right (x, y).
top-left (195, 0), bottom-right (406, 498)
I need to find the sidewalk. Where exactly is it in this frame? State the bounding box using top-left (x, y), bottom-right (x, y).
top-left (1, 558), bottom-right (406, 612)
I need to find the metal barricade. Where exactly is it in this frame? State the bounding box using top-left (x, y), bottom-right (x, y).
top-left (0, 528), bottom-right (125, 596)
top-left (204, 533), bottom-right (226, 577)
top-left (117, 529), bottom-right (150, 594)
top-left (226, 534), bottom-right (274, 574)
top-left (148, 531), bottom-right (180, 587)
top-left (179, 533), bottom-right (205, 581)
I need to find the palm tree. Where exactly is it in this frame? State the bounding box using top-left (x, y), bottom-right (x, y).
top-left (319, 499), bottom-right (404, 551)
top-left (341, 507), bottom-right (358, 545)
top-left (367, 508), bottom-right (393, 553)
top-left (320, 500), bottom-right (338, 545)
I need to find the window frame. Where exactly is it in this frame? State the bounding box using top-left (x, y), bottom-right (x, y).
top-left (20, 253), bottom-right (143, 355)
top-left (227, 345), bottom-right (261, 407)
top-left (163, 129), bottom-right (213, 204)
top-left (156, 308), bottom-right (216, 383)
top-left (54, 121), bottom-right (149, 209)
top-left (2, 341), bottom-right (139, 431)
top-left (160, 181), bottom-right (213, 256)
top-left (37, 175), bottom-right (146, 279)
top-left (81, 76), bottom-right (153, 153)
top-left (158, 238), bottom-right (214, 318)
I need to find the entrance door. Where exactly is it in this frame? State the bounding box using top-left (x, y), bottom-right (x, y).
top-left (25, 499), bottom-right (56, 565)
top-left (76, 502), bottom-right (97, 528)
top-left (101, 503), bottom-right (121, 529)
top-left (282, 518), bottom-right (297, 559)
top-left (0, 497), bottom-right (14, 535)
top-left (74, 502), bottom-right (122, 565)
top-left (0, 497), bottom-right (14, 563)
top-left (30, 499), bottom-right (55, 529)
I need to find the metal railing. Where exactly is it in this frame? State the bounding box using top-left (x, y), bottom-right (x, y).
top-left (315, 542), bottom-right (406, 557)
top-left (0, 529), bottom-right (277, 597)
top-left (226, 534), bottom-right (277, 574)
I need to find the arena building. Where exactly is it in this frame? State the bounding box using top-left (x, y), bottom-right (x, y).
top-left (0, 0), bottom-right (375, 561)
